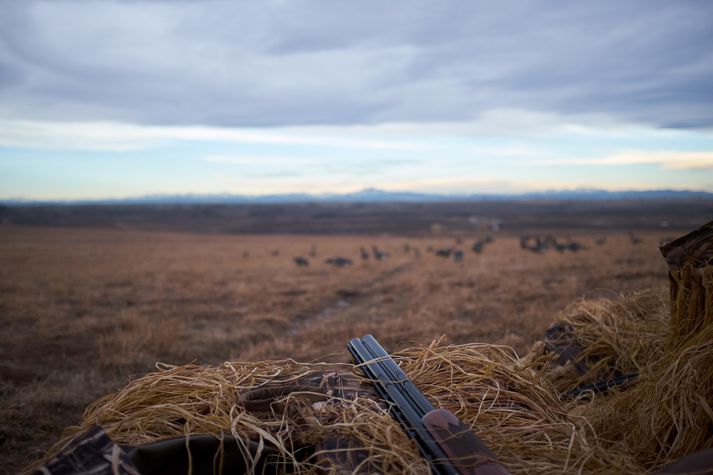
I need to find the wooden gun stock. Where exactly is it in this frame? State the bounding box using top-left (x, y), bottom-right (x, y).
top-left (422, 408), bottom-right (510, 475)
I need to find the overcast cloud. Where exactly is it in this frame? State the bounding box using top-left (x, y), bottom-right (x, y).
top-left (1, 0), bottom-right (712, 128)
top-left (1, 1), bottom-right (712, 199)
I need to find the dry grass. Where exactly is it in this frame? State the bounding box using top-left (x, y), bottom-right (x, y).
top-left (96, 309), bottom-right (184, 367)
top-left (523, 279), bottom-right (713, 472)
top-left (586, 324), bottom-right (713, 470)
top-left (41, 343), bottom-right (642, 474)
top-left (525, 289), bottom-right (669, 393)
top-left (38, 282), bottom-right (712, 474)
top-left (0, 224), bottom-right (672, 473)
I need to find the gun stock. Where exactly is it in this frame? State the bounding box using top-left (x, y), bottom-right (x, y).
top-left (422, 408), bottom-right (509, 475)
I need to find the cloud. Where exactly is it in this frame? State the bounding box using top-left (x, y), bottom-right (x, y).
top-left (536, 150), bottom-right (713, 170)
top-left (377, 177), bottom-right (532, 195)
top-left (201, 155), bottom-right (308, 166)
top-left (0, 119), bottom-right (420, 151)
top-left (1, 107), bottom-right (691, 153)
top-left (0, 1), bottom-right (711, 128)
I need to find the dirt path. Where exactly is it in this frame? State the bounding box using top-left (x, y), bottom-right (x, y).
top-left (285, 261), bottom-right (414, 338)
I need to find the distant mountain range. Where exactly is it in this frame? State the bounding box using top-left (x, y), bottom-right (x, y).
top-left (2, 188), bottom-right (712, 205)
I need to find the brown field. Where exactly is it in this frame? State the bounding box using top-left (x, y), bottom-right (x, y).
top-left (0, 223), bottom-right (679, 472)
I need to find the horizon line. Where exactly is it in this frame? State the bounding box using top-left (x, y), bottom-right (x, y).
top-left (2, 187), bottom-right (712, 205)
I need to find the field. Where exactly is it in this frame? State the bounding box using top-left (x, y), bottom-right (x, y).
top-left (1, 200), bottom-right (710, 472)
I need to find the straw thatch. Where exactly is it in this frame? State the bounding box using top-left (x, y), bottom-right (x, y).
top-left (667, 261), bottom-right (713, 343)
top-left (661, 220), bottom-right (713, 343)
top-left (524, 289), bottom-right (669, 395)
top-left (525, 285), bottom-right (713, 472)
top-left (46, 341), bottom-right (645, 474)
top-left (585, 323), bottom-right (713, 470)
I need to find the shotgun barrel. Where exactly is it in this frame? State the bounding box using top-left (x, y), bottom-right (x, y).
top-left (347, 335), bottom-right (511, 475)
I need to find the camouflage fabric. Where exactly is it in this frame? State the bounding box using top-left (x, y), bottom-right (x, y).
top-left (35, 366), bottom-right (379, 474)
top-left (659, 220), bottom-right (713, 269)
top-left (238, 364), bottom-right (379, 473)
top-left (542, 322), bottom-right (587, 374)
top-left (656, 448), bottom-right (713, 474)
top-left (33, 427), bottom-right (140, 475)
top-left (239, 365), bottom-right (375, 412)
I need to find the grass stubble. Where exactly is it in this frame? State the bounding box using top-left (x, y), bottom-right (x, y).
top-left (0, 224), bottom-right (687, 473)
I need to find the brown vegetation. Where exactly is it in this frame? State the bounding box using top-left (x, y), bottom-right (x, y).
top-left (41, 284), bottom-right (710, 474)
top-left (0, 224), bottom-right (672, 472)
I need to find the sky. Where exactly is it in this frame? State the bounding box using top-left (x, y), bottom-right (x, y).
top-left (1, 0), bottom-right (712, 200)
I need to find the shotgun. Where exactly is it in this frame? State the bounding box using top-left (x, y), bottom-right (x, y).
top-left (347, 335), bottom-right (511, 475)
